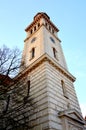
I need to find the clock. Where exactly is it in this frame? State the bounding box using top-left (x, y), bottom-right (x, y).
top-left (31, 37), bottom-right (37, 43)
top-left (50, 37), bottom-right (55, 43)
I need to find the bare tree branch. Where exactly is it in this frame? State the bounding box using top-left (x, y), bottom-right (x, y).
top-left (0, 45), bottom-right (35, 130)
top-left (0, 45), bottom-right (22, 87)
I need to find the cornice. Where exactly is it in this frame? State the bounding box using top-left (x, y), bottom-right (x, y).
top-left (58, 109), bottom-right (85, 125)
top-left (14, 54), bottom-right (76, 82)
top-left (25, 13), bottom-right (59, 32)
top-left (24, 24), bottom-right (61, 43)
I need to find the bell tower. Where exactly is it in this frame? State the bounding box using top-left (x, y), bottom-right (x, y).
top-left (22, 13), bottom-right (67, 70)
top-left (21, 13), bottom-right (85, 130)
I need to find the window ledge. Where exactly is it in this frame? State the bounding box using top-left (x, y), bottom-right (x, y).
top-left (29, 57), bottom-right (35, 61)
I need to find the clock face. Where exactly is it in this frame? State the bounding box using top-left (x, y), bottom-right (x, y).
top-left (50, 37), bottom-right (55, 43)
top-left (31, 37), bottom-right (37, 43)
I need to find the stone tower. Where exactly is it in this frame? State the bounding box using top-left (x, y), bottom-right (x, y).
top-left (21, 12), bottom-right (85, 130)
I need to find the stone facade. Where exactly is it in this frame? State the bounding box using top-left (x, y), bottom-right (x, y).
top-left (0, 12), bottom-right (85, 130)
top-left (21, 12), bottom-right (85, 130)
top-left (25, 54), bottom-right (85, 130)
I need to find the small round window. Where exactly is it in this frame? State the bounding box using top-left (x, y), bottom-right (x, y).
top-left (31, 37), bottom-right (37, 43)
top-left (50, 37), bottom-right (55, 43)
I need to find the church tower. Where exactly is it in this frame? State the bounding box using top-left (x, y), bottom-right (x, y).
top-left (21, 13), bottom-right (85, 130)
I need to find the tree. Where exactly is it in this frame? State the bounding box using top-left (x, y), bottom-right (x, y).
top-left (0, 45), bottom-right (21, 78)
top-left (0, 75), bottom-right (35, 130)
top-left (0, 45), bottom-right (22, 98)
top-left (0, 45), bottom-right (22, 90)
top-left (0, 45), bottom-right (35, 130)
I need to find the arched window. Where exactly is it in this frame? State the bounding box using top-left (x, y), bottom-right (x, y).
top-left (30, 29), bottom-right (33, 34)
top-left (45, 23), bottom-right (47, 27)
top-left (53, 48), bottom-right (58, 60)
top-left (49, 25), bottom-right (51, 31)
top-left (61, 80), bottom-right (68, 98)
top-left (32, 48), bottom-right (35, 58)
top-left (30, 48), bottom-right (35, 59)
top-left (34, 26), bottom-right (36, 31)
top-left (53, 48), bottom-right (56, 58)
top-left (52, 29), bottom-right (54, 34)
top-left (27, 80), bottom-right (30, 96)
top-left (23, 80), bottom-right (30, 104)
top-left (38, 23), bottom-right (40, 27)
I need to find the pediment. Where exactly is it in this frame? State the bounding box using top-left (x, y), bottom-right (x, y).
top-left (58, 109), bottom-right (85, 125)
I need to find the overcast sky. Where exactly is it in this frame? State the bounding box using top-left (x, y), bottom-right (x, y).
top-left (0, 0), bottom-right (86, 117)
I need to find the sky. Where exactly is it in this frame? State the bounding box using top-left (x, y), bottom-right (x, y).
top-left (0, 0), bottom-right (86, 117)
